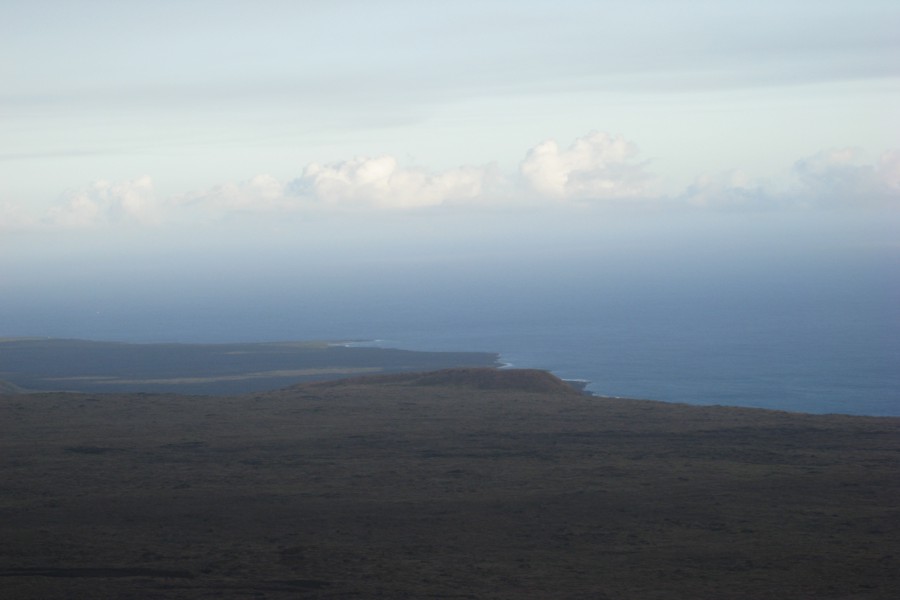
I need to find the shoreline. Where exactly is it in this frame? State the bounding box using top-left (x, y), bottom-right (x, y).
top-left (2, 336), bottom-right (896, 417)
top-left (0, 337), bottom-right (500, 396)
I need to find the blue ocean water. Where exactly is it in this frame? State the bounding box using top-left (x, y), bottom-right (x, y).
top-left (4, 211), bottom-right (898, 416)
top-left (5, 249), bottom-right (897, 416)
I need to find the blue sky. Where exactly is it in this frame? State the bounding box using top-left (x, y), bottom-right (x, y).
top-left (1, 0), bottom-right (898, 304)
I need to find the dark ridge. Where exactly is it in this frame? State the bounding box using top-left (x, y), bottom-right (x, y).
top-left (4, 373), bottom-right (900, 598)
top-left (294, 371), bottom-right (426, 389)
top-left (268, 579), bottom-right (331, 589)
top-left (0, 379), bottom-right (26, 395)
top-left (64, 446), bottom-right (123, 455)
top-left (413, 368), bottom-right (580, 393)
top-left (0, 338), bottom-right (500, 395)
top-left (308, 367), bottom-right (581, 395)
top-left (563, 378), bottom-right (591, 393)
top-left (0, 567), bottom-right (194, 579)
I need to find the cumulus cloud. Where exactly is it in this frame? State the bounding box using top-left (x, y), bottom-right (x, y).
top-left (792, 148), bottom-right (900, 207)
top-left (674, 148), bottom-right (900, 210)
top-left (177, 174), bottom-right (291, 213)
top-left (878, 150), bottom-right (900, 191)
top-left (46, 176), bottom-right (160, 228)
top-left (8, 134), bottom-right (899, 233)
top-left (679, 170), bottom-right (769, 209)
top-left (173, 157), bottom-right (497, 216)
top-left (0, 201), bottom-right (36, 231)
top-left (288, 156), bottom-right (494, 209)
top-left (519, 131), bottom-right (653, 201)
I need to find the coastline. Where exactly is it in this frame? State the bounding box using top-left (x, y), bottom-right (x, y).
top-left (560, 378), bottom-right (592, 394)
top-left (2, 336), bottom-right (897, 416)
top-left (0, 338), bottom-right (500, 396)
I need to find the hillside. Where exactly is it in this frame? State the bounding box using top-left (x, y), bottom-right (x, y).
top-left (2, 368), bottom-right (899, 598)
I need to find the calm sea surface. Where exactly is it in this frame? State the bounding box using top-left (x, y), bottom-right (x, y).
top-left (6, 251), bottom-right (897, 416)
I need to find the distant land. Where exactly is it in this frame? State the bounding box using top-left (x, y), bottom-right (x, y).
top-left (0, 338), bottom-right (500, 395)
top-left (2, 368), bottom-right (899, 598)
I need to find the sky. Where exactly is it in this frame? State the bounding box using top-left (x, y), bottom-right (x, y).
top-left (1, 0), bottom-right (899, 341)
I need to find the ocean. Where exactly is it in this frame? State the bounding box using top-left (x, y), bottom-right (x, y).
top-left (4, 212), bottom-right (898, 416)
top-left (6, 246), bottom-right (897, 417)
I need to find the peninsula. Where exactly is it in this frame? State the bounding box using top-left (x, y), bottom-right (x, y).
top-left (0, 338), bottom-right (499, 395)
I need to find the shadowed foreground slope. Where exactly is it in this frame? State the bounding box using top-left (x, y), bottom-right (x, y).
top-left (2, 368), bottom-right (899, 599)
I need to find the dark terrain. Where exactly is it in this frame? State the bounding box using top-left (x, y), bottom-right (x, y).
top-left (0, 338), bottom-right (499, 394)
top-left (2, 367), bottom-right (899, 598)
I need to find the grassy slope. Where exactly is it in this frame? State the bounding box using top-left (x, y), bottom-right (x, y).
top-left (2, 369), bottom-right (899, 599)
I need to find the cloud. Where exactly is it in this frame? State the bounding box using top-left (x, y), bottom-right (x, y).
top-left (7, 133), bottom-right (899, 234)
top-left (674, 148), bottom-right (900, 210)
top-left (167, 157), bottom-right (500, 220)
top-left (45, 176), bottom-right (160, 228)
top-left (519, 131), bottom-right (653, 201)
top-left (177, 174), bottom-right (291, 214)
top-left (879, 149), bottom-right (900, 191)
top-left (0, 202), bottom-right (36, 231)
top-left (289, 156), bottom-right (495, 209)
top-left (792, 148), bottom-right (900, 207)
top-left (679, 170), bottom-right (770, 209)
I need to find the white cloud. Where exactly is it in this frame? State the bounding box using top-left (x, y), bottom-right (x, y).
top-left (679, 170), bottom-right (769, 209)
top-left (177, 174), bottom-right (291, 213)
top-left (168, 157), bottom-right (499, 218)
top-left (45, 176), bottom-right (160, 228)
top-left (289, 156), bottom-right (494, 209)
top-left (519, 131), bottom-right (653, 201)
top-left (7, 134), bottom-right (899, 234)
top-left (878, 149), bottom-right (900, 192)
top-left (792, 148), bottom-right (900, 207)
top-left (0, 201), bottom-right (37, 231)
top-left (675, 148), bottom-right (900, 210)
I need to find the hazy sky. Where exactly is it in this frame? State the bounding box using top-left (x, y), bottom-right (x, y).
top-left (1, 0), bottom-right (899, 312)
